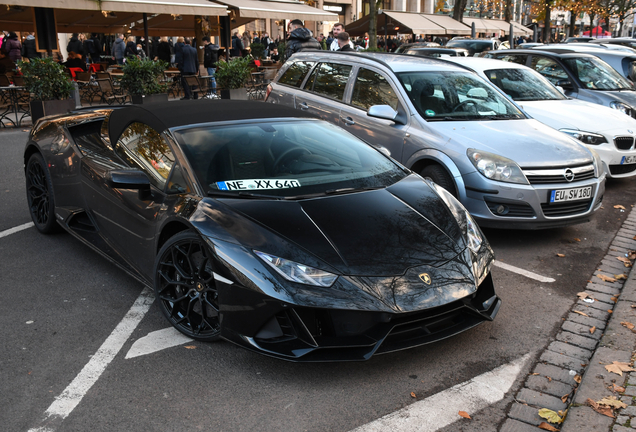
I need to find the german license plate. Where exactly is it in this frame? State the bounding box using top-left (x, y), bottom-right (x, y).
top-left (549, 186), bottom-right (593, 203)
top-left (621, 155), bottom-right (636, 165)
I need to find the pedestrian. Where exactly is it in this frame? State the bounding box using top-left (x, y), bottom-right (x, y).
top-left (270, 47), bottom-right (280, 62)
top-left (329, 23), bottom-right (353, 51)
top-left (125, 36), bottom-right (137, 58)
top-left (67, 33), bottom-right (83, 57)
top-left (253, 32), bottom-right (260, 45)
top-left (63, 52), bottom-right (87, 71)
top-left (111, 33), bottom-right (125, 65)
top-left (180, 38), bottom-right (199, 100)
top-left (89, 34), bottom-right (102, 64)
top-left (3, 32), bottom-right (21, 63)
top-left (156, 36), bottom-right (172, 64)
top-left (241, 31), bottom-right (251, 56)
top-left (202, 36), bottom-right (219, 92)
top-left (136, 44), bottom-right (146, 59)
top-left (0, 51), bottom-right (15, 74)
top-left (21, 32), bottom-right (40, 60)
top-left (174, 37), bottom-right (185, 68)
top-left (78, 34), bottom-right (89, 61)
top-left (326, 31), bottom-right (334, 48)
top-left (284, 19), bottom-right (321, 61)
top-left (230, 32), bottom-right (243, 57)
top-left (337, 32), bottom-right (355, 52)
top-left (260, 32), bottom-right (271, 56)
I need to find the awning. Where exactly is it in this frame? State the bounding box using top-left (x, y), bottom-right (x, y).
top-left (462, 18), bottom-right (532, 36)
top-left (1, 0), bottom-right (227, 15)
top-left (347, 11), bottom-right (470, 37)
top-left (212, 0), bottom-right (338, 26)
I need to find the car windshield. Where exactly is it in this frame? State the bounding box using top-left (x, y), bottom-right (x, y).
top-left (483, 68), bottom-right (566, 101)
top-left (173, 120), bottom-right (407, 198)
top-left (563, 56), bottom-right (632, 90)
top-left (446, 40), bottom-right (492, 53)
top-left (397, 71), bottom-right (525, 121)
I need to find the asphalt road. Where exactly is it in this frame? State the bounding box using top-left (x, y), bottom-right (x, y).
top-left (2, 129), bottom-right (635, 432)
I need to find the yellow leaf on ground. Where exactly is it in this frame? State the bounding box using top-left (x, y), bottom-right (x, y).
top-left (538, 422), bottom-right (559, 431)
top-left (577, 292), bottom-right (590, 300)
top-left (604, 361), bottom-right (636, 376)
top-left (574, 374), bottom-right (582, 383)
top-left (598, 397), bottom-right (627, 409)
top-left (574, 238), bottom-right (581, 242)
top-left (618, 256), bottom-right (632, 264)
top-left (538, 408), bottom-right (563, 424)
top-left (614, 205), bottom-right (626, 209)
top-left (598, 274), bottom-right (617, 283)
top-left (615, 274), bottom-right (628, 280)
top-left (621, 322), bottom-right (635, 330)
top-left (573, 310), bottom-right (589, 317)
top-left (530, 372), bottom-right (539, 376)
top-left (587, 398), bottom-right (615, 418)
top-left (458, 411), bottom-right (471, 419)
top-left (590, 326), bottom-right (596, 334)
top-left (184, 345), bottom-right (196, 349)
top-left (556, 253), bottom-right (565, 257)
top-left (410, 392), bottom-right (416, 398)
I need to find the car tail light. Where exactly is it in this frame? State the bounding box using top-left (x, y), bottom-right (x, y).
top-left (265, 84), bottom-right (272, 101)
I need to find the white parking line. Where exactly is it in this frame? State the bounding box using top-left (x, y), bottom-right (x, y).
top-left (28, 286), bottom-right (154, 432)
top-left (0, 222), bottom-right (34, 239)
top-left (349, 353), bottom-right (532, 432)
top-left (125, 327), bottom-right (192, 359)
top-left (493, 260), bottom-right (556, 283)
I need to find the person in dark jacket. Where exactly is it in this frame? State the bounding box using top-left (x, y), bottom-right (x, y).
top-left (21, 33), bottom-right (40, 60)
top-left (88, 34), bottom-right (102, 64)
top-left (124, 36), bottom-right (137, 58)
top-left (202, 36), bottom-right (219, 91)
top-left (63, 52), bottom-right (87, 71)
top-left (337, 32), bottom-right (355, 52)
top-left (180, 38), bottom-right (199, 100)
top-left (156, 37), bottom-right (172, 64)
top-left (230, 32), bottom-right (243, 57)
top-left (111, 34), bottom-right (125, 64)
top-left (284, 19), bottom-right (321, 61)
top-left (0, 52), bottom-right (15, 74)
top-left (174, 37), bottom-right (185, 68)
top-left (4, 32), bottom-right (22, 63)
top-left (151, 36), bottom-right (160, 59)
top-left (67, 34), bottom-right (83, 57)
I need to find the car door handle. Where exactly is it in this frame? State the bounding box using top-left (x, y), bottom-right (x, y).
top-left (298, 102), bottom-right (309, 110)
top-left (340, 116), bottom-right (355, 126)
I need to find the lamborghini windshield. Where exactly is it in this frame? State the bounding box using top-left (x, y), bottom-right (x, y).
top-left (173, 120), bottom-right (407, 198)
top-left (397, 71), bottom-right (525, 121)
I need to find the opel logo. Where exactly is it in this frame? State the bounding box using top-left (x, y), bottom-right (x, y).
top-left (419, 273), bottom-right (432, 285)
top-left (564, 168), bottom-right (575, 183)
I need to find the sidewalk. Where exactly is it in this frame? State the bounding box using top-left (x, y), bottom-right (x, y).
top-left (501, 208), bottom-right (636, 432)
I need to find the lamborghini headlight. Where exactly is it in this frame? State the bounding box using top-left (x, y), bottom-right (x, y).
top-left (426, 181), bottom-right (483, 254)
top-left (559, 129), bottom-right (607, 145)
top-left (466, 149), bottom-right (528, 184)
top-left (254, 251), bottom-right (337, 287)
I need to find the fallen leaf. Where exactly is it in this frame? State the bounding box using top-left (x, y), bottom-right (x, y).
top-left (573, 310), bottom-right (589, 317)
top-left (556, 253), bottom-right (565, 257)
top-left (598, 396), bottom-right (627, 409)
top-left (614, 205), bottom-right (626, 209)
top-left (632, 305), bottom-right (636, 308)
top-left (184, 345), bottom-right (196, 349)
top-left (538, 408), bottom-right (563, 424)
top-left (574, 238), bottom-right (581, 242)
top-left (629, 251), bottom-right (636, 260)
top-left (538, 422), bottom-right (559, 431)
top-left (587, 398), bottom-right (615, 418)
top-left (615, 274), bottom-right (628, 280)
top-left (611, 297), bottom-right (619, 302)
top-left (617, 256), bottom-right (631, 264)
top-left (590, 326), bottom-right (596, 334)
top-left (598, 274), bottom-right (617, 283)
top-left (574, 374), bottom-right (582, 383)
top-left (458, 411), bottom-right (471, 419)
top-left (561, 393), bottom-right (569, 403)
top-left (410, 392), bottom-right (416, 398)
top-left (530, 372), bottom-right (540, 376)
top-left (621, 322), bottom-right (635, 330)
top-left (547, 376), bottom-right (553, 382)
top-left (604, 361), bottom-right (636, 376)
top-left (613, 383), bottom-right (626, 393)
top-left (577, 292), bottom-right (590, 300)
top-left (608, 310), bottom-right (613, 314)
top-left (633, 235), bottom-right (636, 240)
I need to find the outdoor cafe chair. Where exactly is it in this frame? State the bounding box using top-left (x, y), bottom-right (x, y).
top-left (96, 79), bottom-right (128, 105)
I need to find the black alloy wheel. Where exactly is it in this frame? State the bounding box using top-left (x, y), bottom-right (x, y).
top-left (420, 164), bottom-right (457, 197)
top-left (154, 231), bottom-right (221, 341)
top-left (26, 152), bottom-right (60, 234)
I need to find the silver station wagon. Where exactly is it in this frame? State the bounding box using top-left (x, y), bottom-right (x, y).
top-left (265, 52), bottom-right (606, 229)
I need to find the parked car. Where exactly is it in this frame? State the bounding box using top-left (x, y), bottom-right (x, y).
top-left (447, 57), bottom-right (636, 178)
top-left (446, 39), bottom-right (501, 56)
top-left (266, 52), bottom-right (605, 229)
top-left (487, 49), bottom-right (636, 118)
top-left (402, 47), bottom-right (469, 58)
top-left (591, 37), bottom-right (636, 50)
top-left (532, 44), bottom-right (636, 81)
top-left (395, 42), bottom-right (441, 53)
top-left (24, 100), bottom-right (501, 361)
top-left (565, 37), bottom-right (596, 43)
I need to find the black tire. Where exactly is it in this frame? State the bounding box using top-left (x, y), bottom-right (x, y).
top-left (154, 231), bottom-right (221, 342)
top-left (26, 152), bottom-right (61, 234)
top-left (420, 164), bottom-right (457, 197)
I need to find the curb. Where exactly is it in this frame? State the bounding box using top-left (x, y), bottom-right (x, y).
top-left (500, 207), bottom-right (636, 432)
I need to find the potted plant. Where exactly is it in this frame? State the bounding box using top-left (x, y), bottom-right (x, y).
top-left (120, 56), bottom-right (169, 104)
top-left (215, 56), bottom-right (253, 100)
top-left (18, 57), bottom-right (76, 122)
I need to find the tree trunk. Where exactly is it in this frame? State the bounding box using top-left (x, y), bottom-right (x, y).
top-left (369, 1), bottom-right (378, 50)
top-left (453, 0), bottom-right (467, 23)
top-left (504, 0), bottom-right (512, 22)
top-left (544, 4), bottom-right (551, 42)
top-left (569, 11), bottom-right (576, 37)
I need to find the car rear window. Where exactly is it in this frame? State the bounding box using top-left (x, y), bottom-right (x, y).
top-left (278, 61), bottom-right (314, 88)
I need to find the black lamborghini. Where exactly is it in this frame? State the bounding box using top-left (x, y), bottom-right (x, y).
top-left (24, 100), bottom-right (500, 361)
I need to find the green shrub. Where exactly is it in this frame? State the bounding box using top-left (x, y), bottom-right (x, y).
top-left (215, 56), bottom-right (253, 89)
top-left (17, 57), bottom-right (74, 101)
top-left (250, 42), bottom-right (265, 59)
top-left (120, 57), bottom-right (168, 96)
